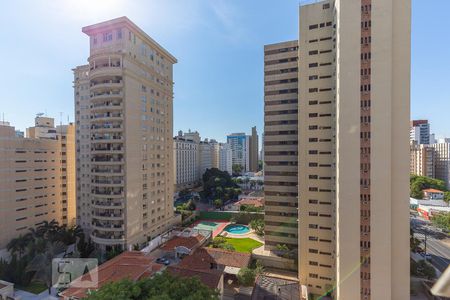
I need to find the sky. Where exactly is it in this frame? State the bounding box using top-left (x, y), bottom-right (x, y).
top-left (0, 0), bottom-right (449, 142)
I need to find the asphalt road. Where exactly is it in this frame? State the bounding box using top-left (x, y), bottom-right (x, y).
top-left (411, 215), bottom-right (450, 272)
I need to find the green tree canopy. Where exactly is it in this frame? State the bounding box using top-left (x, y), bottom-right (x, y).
top-left (410, 175), bottom-right (447, 199)
top-left (85, 271), bottom-right (219, 300)
top-left (202, 168), bottom-right (240, 201)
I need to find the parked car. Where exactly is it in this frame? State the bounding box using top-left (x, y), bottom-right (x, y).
top-left (424, 253), bottom-right (432, 261)
top-left (156, 257), bottom-right (170, 265)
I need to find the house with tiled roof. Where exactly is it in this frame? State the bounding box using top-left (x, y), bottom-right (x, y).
top-left (59, 251), bottom-right (163, 299)
top-left (423, 188), bottom-right (445, 200)
top-left (160, 233), bottom-right (208, 257)
top-left (178, 247), bottom-right (251, 273)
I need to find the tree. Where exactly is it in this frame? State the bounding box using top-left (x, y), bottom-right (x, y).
top-left (85, 271), bottom-right (219, 300)
top-left (431, 212), bottom-right (450, 232)
top-left (237, 267), bottom-right (256, 286)
top-left (410, 175), bottom-right (447, 199)
top-left (26, 241), bottom-right (67, 294)
top-left (410, 229), bottom-right (421, 252)
top-left (249, 219), bottom-right (265, 236)
top-left (7, 235), bottom-right (28, 258)
top-left (213, 199), bottom-right (223, 209)
top-left (232, 164), bottom-right (244, 176)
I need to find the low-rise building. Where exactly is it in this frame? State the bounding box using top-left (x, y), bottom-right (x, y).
top-left (60, 251), bottom-right (163, 299)
top-left (423, 188), bottom-right (445, 200)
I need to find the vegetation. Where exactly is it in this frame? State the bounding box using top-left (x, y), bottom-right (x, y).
top-left (0, 220), bottom-right (90, 292)
top-left (249, 219), bottom-right (265, 236)
top-left (85, 271), bottom-right (219, 300)
top-left (431, 212), bottom-right (450, 232)
top-left (213, 199), bottom-right (223, 209)
top-left (410, 174), bottom-right (448, 200)
top-left (240, 204), bottom-right (263, 213)
top-left (210, 236), bottom-right (235, 251)
top-left (232, 164), bottom-right (244, 176)
top-left (410, 229), bottom-right (421, 252)
top-left (211, 237), bottom-right (262, 253)
top-left (202, 168), bottom-right (241, 202)
top-left (237, 260), bottom-right (264, 286)
top-left (410, 259), bottom-right (436, 280)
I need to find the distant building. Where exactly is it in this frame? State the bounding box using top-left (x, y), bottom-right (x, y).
top-left (174, 131), bottom-right (200, 190)
top-left (249, 126), bottom-right (259, 172)
top-left (0, 116), bottom-right (75, 249)
top-left (410, 120), bottom-right (430, 145)
top-left (219, 143), bottom-right (232, 175)
top-left (431, 143), bottom-right (450, 188)
top-left (174, 131), bottom-right (224, 190)
top-left (227, 133), bottom-right (249, 172)
top-left (410, 142), bottom-right (435, 178)
top-left (422, 188), bottom-right (444, 200)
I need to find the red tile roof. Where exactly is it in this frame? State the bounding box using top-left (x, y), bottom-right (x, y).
top-left (423, 188), bottom-right (444, 193)
top-left (160, 234), bottom-right (205, 251)
top-left (166, 265), bottom-right (222, 289)
top-left (60, 251), bottom-right (162, 299)
top-left (178, 247), bottom-right (251, 270)
top-left (236, 198), bottom-right (264, 207)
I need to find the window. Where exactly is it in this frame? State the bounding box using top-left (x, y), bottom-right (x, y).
top-left (117, 29), bottom-right (122, 39)
top-left (103, 32), bottom-right (113, 42)
top-left (309, 24), bottom-right (318, 30)
top-left (323, 3), bottom-right (330, 9)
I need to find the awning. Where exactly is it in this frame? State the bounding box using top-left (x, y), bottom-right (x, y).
top-left (224, 266), bottom-right (240, 275)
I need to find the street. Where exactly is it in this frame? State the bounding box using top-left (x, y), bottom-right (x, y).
top-left (411, 215), bottom-right (450, 272)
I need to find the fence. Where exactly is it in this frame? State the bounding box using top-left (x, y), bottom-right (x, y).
top-left (199, 210), bottom-right (263, 224)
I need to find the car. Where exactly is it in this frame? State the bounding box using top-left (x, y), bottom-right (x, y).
top-left (156, 257), bottom-right (170, 265)
top-left (424, 253), bottom-right (432, 261)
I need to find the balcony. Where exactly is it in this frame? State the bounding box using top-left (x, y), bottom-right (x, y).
top-left (90, 102), bottom-right (123, 112)
top-left (91, 135), bottom-right (124, 143)
top-left (92, 212), bottom-right (124, 221)
top-left (89, 63), bottom-right (122, 79)
top-left (91, 147), bottom-right (124, 154)
top-left (91, 168), bottom-right (124, 176)
top-left (92, 223), bottom-right (124, 232)
top-left (90, 231), bottom-right (125, 246)
top-left (92, 201), bottom-right (124, 209)
top-left (90, 91), bottom-right (123, 102)
top-left (90, 79), bottom-right (123, 91)
top-left (91, 179), bottom-right (124, 187)
top-left (91, 112), bottom-right (123, 123)
top-left (91, 124), bottom-right (122, 133)
top-left (91, 157), bottom-right (124, 165)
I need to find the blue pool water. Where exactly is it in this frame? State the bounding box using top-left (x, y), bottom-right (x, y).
top-left (224, 224), bottom-right (250, 234)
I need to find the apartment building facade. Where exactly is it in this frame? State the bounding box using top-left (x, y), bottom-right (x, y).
top-left (249, 126), bottom-right (259, 172)
top-left (219, 143), bottom-right (233, 175)
top-left (263, 40), bottom-right (299, 249)
top-left (410, 120), bottom-right (430, 145)
top-left (173, 134), bottom-right (199, 190)
top-left (297, 1), bottom-right (410, 299)
top-left (431, 143), bottom-right (450, 188)
top-left (263, 1), bottom-right (410, 299)
top-left (74, 17), bottom-right (178, 250)
top-left (0, 118), bottom-right (75, 249)
top-left (410, 142), bottom-right (435, 178)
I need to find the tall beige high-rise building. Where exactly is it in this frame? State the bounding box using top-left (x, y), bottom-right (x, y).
top-left (74, 17), bottom-right (178, 250)
top-left (264, 1), bottom-right (410, 299)
top-left (0, 117), bottom-right (75, 249)
top-left (263, 40), bottom-right (299, 249)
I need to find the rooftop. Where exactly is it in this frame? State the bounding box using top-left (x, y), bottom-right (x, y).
top-left (251, 275), bottom-right (302, 300)
top-left (178, 247), bottom-right (251, 270)
top-left (160, 234), bottom-right (206, 251)
top-left (423, 188), bottom-right (444, 193)
top-left (166, 266), bottom-right (222, 289)
top-left (82, 16), bottom-right (177, 64)
top-left (60, 251), bottom-right (162, 299)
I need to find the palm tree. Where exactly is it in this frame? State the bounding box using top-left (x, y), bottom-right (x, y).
top-left (6, 235), bottom-right (28, 258)
top-left (26, 241), bottom-right (67, 294)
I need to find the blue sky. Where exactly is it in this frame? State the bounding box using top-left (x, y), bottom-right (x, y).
top-left (0, 0), bottom-right (448, 142)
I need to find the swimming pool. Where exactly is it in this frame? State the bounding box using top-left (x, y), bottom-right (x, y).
top-left (224, 224), bottom-right (250, 235)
